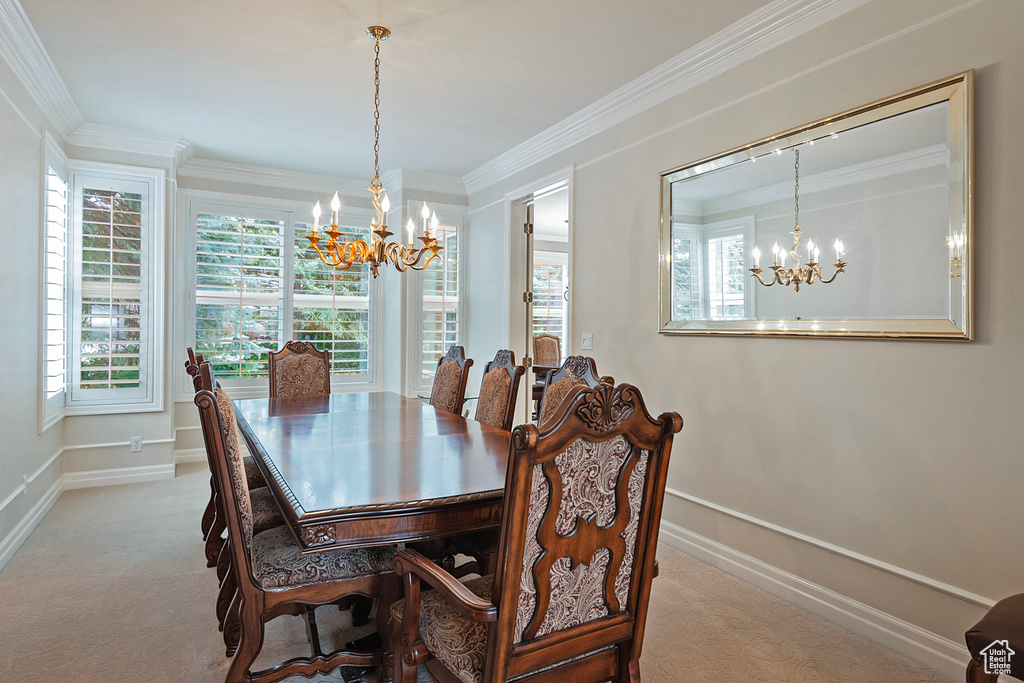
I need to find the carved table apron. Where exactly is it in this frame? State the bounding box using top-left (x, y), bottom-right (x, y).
top-left (234, 391), bottom-right (510, 553)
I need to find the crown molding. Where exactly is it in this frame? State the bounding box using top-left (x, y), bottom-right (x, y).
top-left (382, 169), bottom-right (467, 197)
top-left (672, 198), bottom-right (705, 218)
top-left (0, 0), bottom-right (82, 139)
top-left (462, 0), bottom-right (874, 195)
top-left (68, 123), bottom-right (194, 172)
top-left (177, 158), bottom-right (368, 197)
top-left (700, 144), bottom-right (948, 215)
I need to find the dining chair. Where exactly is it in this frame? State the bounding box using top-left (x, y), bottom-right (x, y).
top-left (530, 334), bottom-right (561, 417)
top-left (195, 363), bottom-right (287, 644)
top-left (429, 346), bottom-right (474, 416)
top-left (186, 347), bottom-right (220, 544)
top-left (532, 334), bottom-right (561, 367)
top-left (536, 355), bottom-right (614, 427)
top-left (269, 340), bottom-right (331, 398)
top-left (391, 382), bottom-right (682, 683)
top-left (965, 592), bottom-right (1023, 682)
top-left (473, 349), bottom-right (525, 431)
top-left (195, 365), bottom-right (398, 683)
top-left (192, 359), bottom-right (272, 569)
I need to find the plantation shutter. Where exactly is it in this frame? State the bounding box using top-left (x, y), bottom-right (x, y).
top-left (194, 212), bottom-right (284, 379)
top-left (421, 222), bottom-right (459, 380)
top-left (42, 161), bottom-right (68, 419)
top-left (70, 174), bottom-right (153, 403)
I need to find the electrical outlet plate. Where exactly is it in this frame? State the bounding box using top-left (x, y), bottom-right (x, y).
top-left (582, 332), bottom-right (593, 350)
top-left (130, 436), bottom-right (143, 452)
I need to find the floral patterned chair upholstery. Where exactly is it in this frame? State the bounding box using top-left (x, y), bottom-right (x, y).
top-left (269, 341), bottom-right (331, 398)
top-left (536, 356), bottom-right (613, 428)
top-left (195, 364), bottom-right (398, 682)
top-left (473, 349), bottom-right (525, 431)
top-left (429, 346), bottom-right (474, 416)
top-left (391, 382), bottom-right (682, 683)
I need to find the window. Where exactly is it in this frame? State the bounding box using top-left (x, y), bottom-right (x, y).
top-left (532, 251), bottom-right (568, 362)
top-left (419, 211), bottom-right (463, 385)
top-left (190, 202), bottom-right (375, 391)
top-left (194, 210), bottom-right (284, 379)
top-left (671, 216), bottom-right (754, 320)
top-left (68, 162), bottom-right (164, 413)
top-left (40, 137), bottom-right (68, 430)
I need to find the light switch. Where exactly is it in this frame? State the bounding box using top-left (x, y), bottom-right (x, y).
top-left (581, 332), bottom-right (593, 350)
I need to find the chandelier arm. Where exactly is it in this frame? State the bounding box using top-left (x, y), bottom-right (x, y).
top-left (749, 268), bottom-right (778, 287)
top-left (817, 262), bottom-right (847, 284)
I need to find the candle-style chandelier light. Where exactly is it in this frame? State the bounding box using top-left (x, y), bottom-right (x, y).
top-left (306, 26), bottom-right (441, 278)
top-left (749, 148), bottom-right (847, 292)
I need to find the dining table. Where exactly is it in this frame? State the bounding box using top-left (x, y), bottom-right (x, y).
top-left (233, 390), bottom-right (512, 554)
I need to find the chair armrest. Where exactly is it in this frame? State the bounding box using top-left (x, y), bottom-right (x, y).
top-left (393, 548), bottom-right (498, 623)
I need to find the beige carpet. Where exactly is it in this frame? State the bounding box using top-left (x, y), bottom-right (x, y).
top-left (0, 462), bottom-right (948, 683)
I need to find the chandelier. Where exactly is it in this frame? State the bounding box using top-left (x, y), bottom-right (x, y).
top-left (749, 149), bottom-right (847, 292)
top-left (306, 26), bottom-right (441, 278)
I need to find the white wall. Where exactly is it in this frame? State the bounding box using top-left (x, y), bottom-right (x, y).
top-left (0, 57), bottom-right (64, 567)
top-left (465, 0), bottom-right (1023, 676)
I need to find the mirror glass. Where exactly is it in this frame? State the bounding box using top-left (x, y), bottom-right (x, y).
top-left (659, 73), bottom-right (972, 339)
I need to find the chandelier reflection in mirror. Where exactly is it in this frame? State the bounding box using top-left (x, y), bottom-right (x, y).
top-left (306, 26), bottom-right (441, 278)
top-left (749, 148), bottom-right (847, 292)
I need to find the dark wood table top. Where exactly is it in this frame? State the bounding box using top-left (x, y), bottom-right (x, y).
top-left (234, 391), bottom-right (512, 551)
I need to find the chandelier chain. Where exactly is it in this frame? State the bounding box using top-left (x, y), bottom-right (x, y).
top-left (794, 149), bottom-right (799, 230)
top-left (373, 37), bottom-right (381, 182)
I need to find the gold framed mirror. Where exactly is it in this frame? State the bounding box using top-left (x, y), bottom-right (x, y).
top-left (659, 71), bottom-right (973, 340)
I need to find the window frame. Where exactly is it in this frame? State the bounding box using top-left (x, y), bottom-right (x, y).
top-left (66, 160), bottom-right (165, 415)
top-left (408, 203), bottom-right (467, 397)
top-left (178, 192), bottom-right (382, 401)
top-left (38, 132), bottom-right (68, 431)
top-left (671, 215), bottom-right (756, 322)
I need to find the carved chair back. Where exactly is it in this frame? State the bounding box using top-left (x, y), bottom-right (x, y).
top-left (429, 346), bottom-right (474, 415)
top-left (186, 346), bottom-right (199, 377)
top-left (474, 349), bottom-right (526, 431)
top-left (268, 341), bottom-right (331, 398)
top-left (196, 362), bottom-right (258, 581)
top-left (532, 334), bottom-right (561, 367)
top-left (536, 356), bottom-right (613, 428)
top-left (482, 383), bottom-right (682, 681)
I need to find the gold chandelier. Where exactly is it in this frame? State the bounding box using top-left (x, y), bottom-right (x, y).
top-left (306, 26), bottom-right (441, 278)
top-left (749, 148), bottom-right (847, 292)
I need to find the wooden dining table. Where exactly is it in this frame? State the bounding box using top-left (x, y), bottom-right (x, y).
top-left (233, 391), bottom-right (512, 554)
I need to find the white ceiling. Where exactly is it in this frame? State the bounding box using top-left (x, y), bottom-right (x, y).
top-left (21, 0), bottom-right (767, 179)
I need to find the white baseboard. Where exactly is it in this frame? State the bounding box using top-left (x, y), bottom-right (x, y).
top-left (659, 521), bottom-right (968, 683)
top-left (0, 476), bottom-right (64, 573)
top-left (174, 448), bottom-right (206, 464)
top-left (64, 464), bottom-right (175, 489)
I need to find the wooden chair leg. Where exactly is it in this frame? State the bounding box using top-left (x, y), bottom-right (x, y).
top-left (201, 476), bottom-right (217, 539)
top-left (967, 657), bottom-right (999, 683)
top-left (216, 537), bottom-right (231, 583)
top-left (378, 574), bottom-right (400, 683)
top-left (224, 590), bottom-right (241, 657)
top-left (205, 516), bottom-right (225, 567)
top-left (217, 569), bottom-right (237, 631)
top-left (226, 598), bottom-right (266, 683)
top-left (351, 595), bottom-right (373, 627)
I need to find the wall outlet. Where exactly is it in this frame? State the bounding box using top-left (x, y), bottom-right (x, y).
top-left (130, 436), bottom-right (143, 452)
top-left (581, 332), bottom-right (593, 350)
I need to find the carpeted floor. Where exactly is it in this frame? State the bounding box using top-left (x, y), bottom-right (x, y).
top-left (0, 462), bottom-right (948, 682)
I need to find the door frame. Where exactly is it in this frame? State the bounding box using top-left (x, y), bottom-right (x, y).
top-left (502, 166), bottom-right (574, 423)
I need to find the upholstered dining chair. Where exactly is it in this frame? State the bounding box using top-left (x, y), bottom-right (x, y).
top-left (269, 340), bottom-right (331, 398)
top-left (186, 347), bottom-right (221, 545)
top-left (536, 355), bottom-right (614, 428)
top-left (192, 358), bottom-right (272, 570)
top-left (473, 350), bottom-right (525, 431)
top-left (965, 593), bottom-right (1023, 682)
top-left (391, 382), bottom-right (682, 683)
top-left (530, 334), bottom-right (561, 417)
top-left (195, 364), bottom-right (398, 683)
top-left (429, 346), bottom-right (474, 416)
top-left (195, 364), bottom-right (286, 644)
